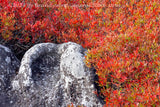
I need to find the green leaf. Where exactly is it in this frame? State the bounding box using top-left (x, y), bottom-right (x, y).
top-left (128, 97), bottom-right (133, 103)
top-left (98, 9), bottom-right (102, 14)
top-left (5, 22), bottom-right (9, 26)
top-left (139, 103), bottom-right (145, 107)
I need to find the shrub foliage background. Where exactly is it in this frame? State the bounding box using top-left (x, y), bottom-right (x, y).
top-left (0, 0), bottom-right (160, 106)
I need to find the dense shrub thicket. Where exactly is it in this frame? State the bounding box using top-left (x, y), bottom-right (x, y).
top-left (0, 0), bottom-right (160, 106)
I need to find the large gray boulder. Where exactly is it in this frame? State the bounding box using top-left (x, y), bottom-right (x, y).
top-left (0, 44), bottom-right (20, 106)
top-left (12, 42), bottom-right (103, 107)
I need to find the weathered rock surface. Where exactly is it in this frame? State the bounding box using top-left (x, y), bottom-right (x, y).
top-left (0, 44), bottom-right (20, 106)
top-left (12, 42), bottom-right (103, 107)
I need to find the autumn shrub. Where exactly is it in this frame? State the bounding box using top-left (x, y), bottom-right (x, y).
top-left (0, 0), bottom-right (160, 106)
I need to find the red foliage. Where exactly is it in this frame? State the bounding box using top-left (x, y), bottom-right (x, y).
top-left (0, 0), bottom-right (160, 106)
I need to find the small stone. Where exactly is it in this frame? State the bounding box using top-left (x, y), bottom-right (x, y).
top-left (0, 44), bottom-right (20, 106)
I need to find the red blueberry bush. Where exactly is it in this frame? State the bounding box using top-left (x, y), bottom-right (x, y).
top-left (0, 0), bottom-right (160, 106)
